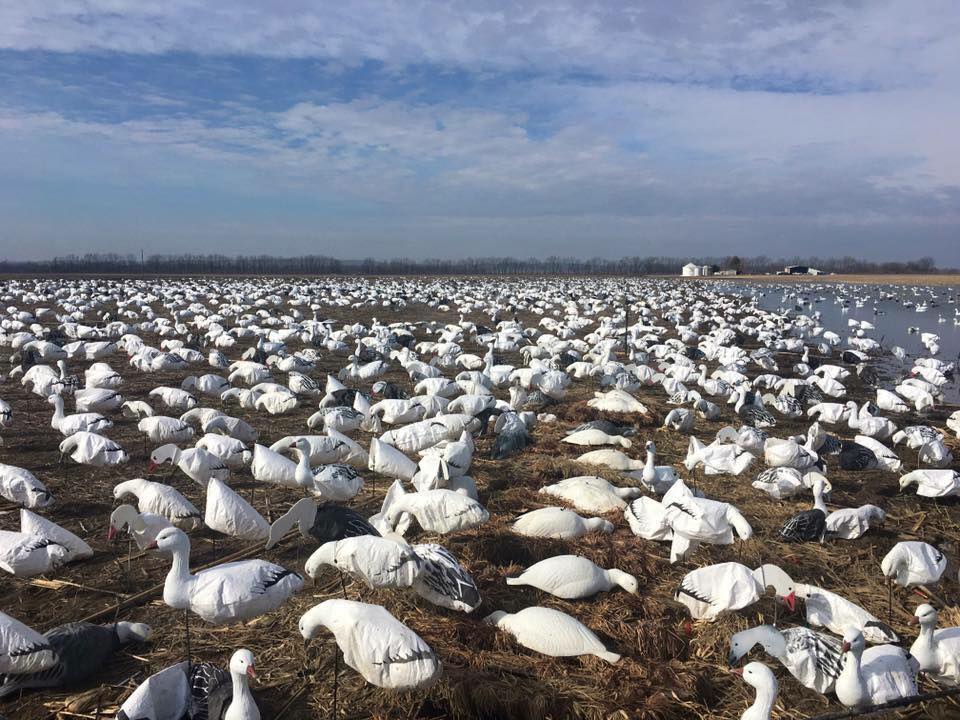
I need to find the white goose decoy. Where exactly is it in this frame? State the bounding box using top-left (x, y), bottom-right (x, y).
top-left (899, 468), bottom-right (960, 498)
top-left (151, 527), bottom-right (302, 624)
top-left (562, 428), bottom-right (632, 448)
top-left (538, 476), bottom-right (640, 514)
top-left (506, 555), bottom-right (637, 599)
top-left (881, 541), bottom-right (946, 588)
top-left (59, 431), bottom-right (128, 466)
top-left (485, 607), bottom-right (620, 663)
top-left (299, 600), bottom-right (441, 690)
top-left (575, 448), bottom-right (643, 471)
top-left (373, 480), bottom-right (489, 536)
top-left (0, 611), bottom-right (56, 675)
top-left (675, 562), bottom-right (786, 621)
top-left (0, 464), bottom-right (53, 508)
top-left (731, 661), bottom-right (778, 720)
top-left (304, 536), bottom-right (422, 589)
top-left (835, 626), bottom-right (918, 707)
top-left (195, 434), bottom-right (253, 469)
top-left (48, 394), bottom-right (112, 436)
top-left (113, 478), bottom-right (202, 531)
top-left (0, 510), bottom-right (93, 576)
top-left (629, 440), bottom-right (679, 494)
top-left (121, 400), bottom-right (154, 419)
top-left (511, 506), bottom-right (613, 540)
top-left (729, 625), bottom-right (842, 695)
top-left (586, 389), bottom-right (648, 414)
top-left (149, 443), bottom-right (229, 486)
top-left (909, 604), bottom-right (960, 686)
top-left (108, 504), bottom-right (174, 549)
top-left (73, 387), bottom-right (122, 413)
top-left (825, 504), bottom-right (885, 540)
top-left (776, 581), bottom-right (898, 645)
top-left (137, 416), bottom-right (195, 445)
top-left (204, 477), bottom-right (269, 541)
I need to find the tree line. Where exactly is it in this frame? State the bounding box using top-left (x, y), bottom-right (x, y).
top-left (0, 252), bottom-right (947, 276)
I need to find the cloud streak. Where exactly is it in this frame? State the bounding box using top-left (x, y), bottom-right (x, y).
top-left (0, 1), bottom-right (958, 262)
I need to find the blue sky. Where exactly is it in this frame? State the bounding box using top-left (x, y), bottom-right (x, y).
top-left (1, 1), bottom-right (958, 263)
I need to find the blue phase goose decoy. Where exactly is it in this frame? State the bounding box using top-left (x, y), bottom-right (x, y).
top-left (265, 497), bottom-right (379, 550)
top-left (0, 621), bottom-right (152, 698)
top-left (779, 477), bottom-right (829, 543)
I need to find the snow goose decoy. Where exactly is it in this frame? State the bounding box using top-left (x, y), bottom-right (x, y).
top-left (506, 555), bottom-right (637, 599)
top-left (47, 394), bottom-right (112, 436)
top-left (305, 535), bottom-right (422, 589)
top-left (108, 504), bottom-right (173, 549)
top-left (137, 416), bottom-right (194, 446)
top-left (728, 624), bottom-right (841, 695)
top-left (824, 504), bottom-right (885, 540)
top-left (299, 600), bottom-right (441, 690)
top-left (899, 469), bottom-right (960, 498)
top-left (0, 464), bottom-right (53, 508)
top-left (373, 480), bottom-right (489, 536)
top-left (410, 542), bottom-right (481, 612)
top-left (59, 431), bottom-right (128, 466)
top-left (114, 478), bottom-right (202, 531)
top-left (561, 428), bottom-right (631, 448)
top-left (204, 477), bottom-right (269, 542)
top-left (264, 497), bottom-right (379, 550)
top-left (835, 626), bottom-right (918, 707)
top-left (675, 562), bottom-right (788, 621)
top-left (909, 604), bottom-right (960, 686)
top-left (731, 389), bottom-right (776, 428)
top-left (0, 621), bottom-right (151, 699)
top-left (538, 476), bottom-right (640, 514)
top-left (776, 581), bottom-right (898, 644)
top-left (0, 509), bottom-right (92, 577)
top-left (485, 607), bottom-right (620, 663)
top-left (0, 611), bottom-right (56, 675)
top-left (511, 506), bottom-right (613, 540)
top-left (149, 443), bottom-right (229, 486)
top-left (115, 649), bottom-right (260, 720)
top-left (881, 541), bottom-right (946, 588)
top-left (151, 527), bottom-right (303, 624)
top-left (731, 661), bottom-right (778, 720)
top-left (628, 440), bottom-right (679, 494)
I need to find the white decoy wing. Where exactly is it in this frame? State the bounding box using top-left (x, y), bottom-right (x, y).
top-left (204, 478), bottom-right (269, 541)
top-left (0, 611), bottom-right (56, 674)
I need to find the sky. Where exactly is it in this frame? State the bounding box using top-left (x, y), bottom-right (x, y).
top-left (1, 1), bottom-right (958, 263)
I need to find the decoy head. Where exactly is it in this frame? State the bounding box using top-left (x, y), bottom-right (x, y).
top-left (910, 603), bottom-right (938, 628)
top-left (299, 602), bottom-right (334, 641)
top-left (607, 569), bottom-right (639, 595)
top-left (148, 443), bottom-right (179, 472)
top-left (732, 661), bottom-right (778, 694)
top-left (148, 526), bottom-right (188, 553)
top-left (230, 649), bottom-right (257, 680)
top-left (483, 611), bottom-right (508, 626)
top-left (107, 504), bottom-right (136, 540)
top-left (303, 541), bottom-right (337, 579)
top-left (116, 621), bottom-right (153, 644)
top-left (840, 627), bottom-right (865, 655)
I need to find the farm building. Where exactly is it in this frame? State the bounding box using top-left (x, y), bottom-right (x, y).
top-left (777, 265), bottom-right (827, 276)
top-left (681, 263), bottom-right (713, 277)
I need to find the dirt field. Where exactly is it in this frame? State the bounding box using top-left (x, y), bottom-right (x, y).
top-left (1, 292), bottom-right (959, 720)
